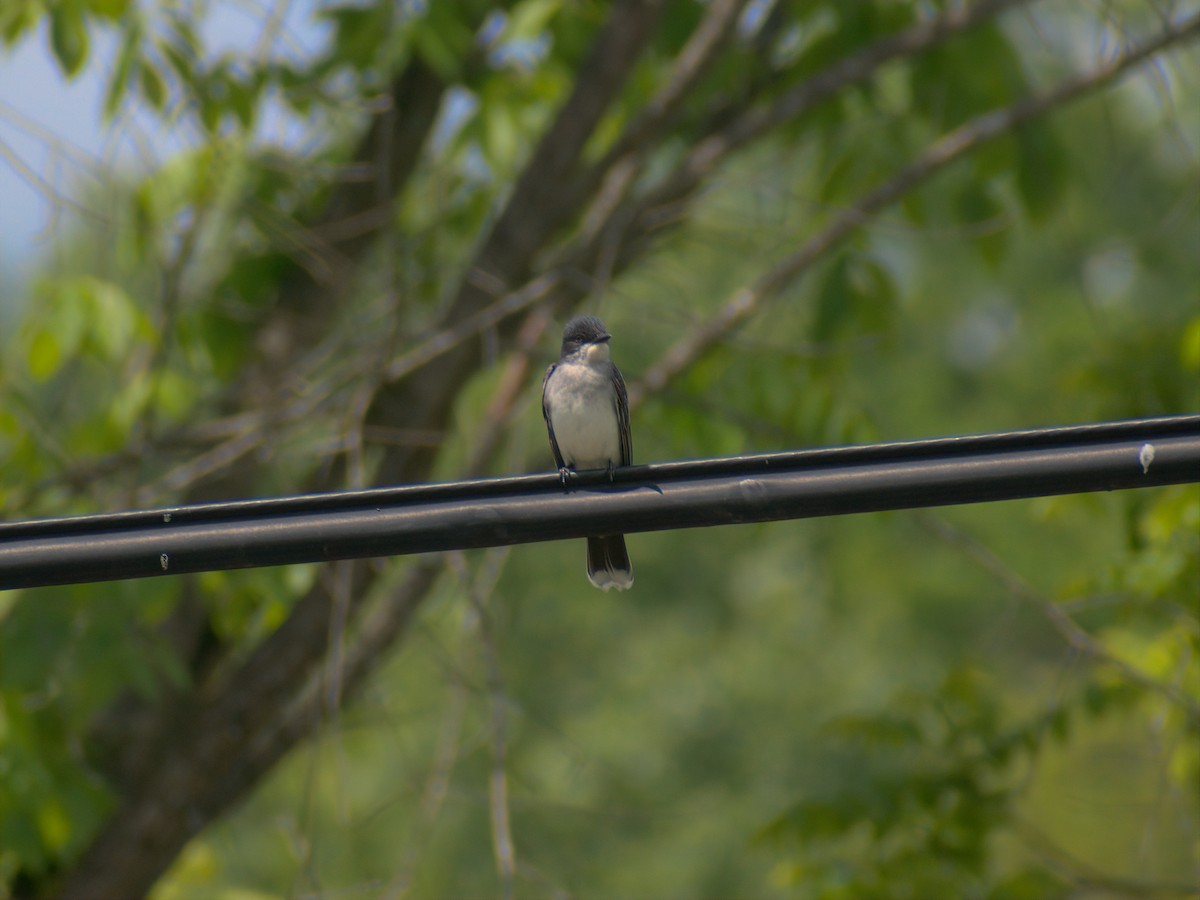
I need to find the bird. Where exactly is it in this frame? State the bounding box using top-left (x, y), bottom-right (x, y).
top-left (541, 315), bottom-right (634, 591)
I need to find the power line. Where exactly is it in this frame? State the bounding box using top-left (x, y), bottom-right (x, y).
top-left (2, 415), bottom-right (1198, 590)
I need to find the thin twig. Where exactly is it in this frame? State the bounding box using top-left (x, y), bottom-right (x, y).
top-left (384, 627), bottom-right (470, 900)
top-left (631, 0), bottom-right (1040, 230)
top-left (919, 512), bottom-right (1200, 727)
top-left (33, 0), bottom-right (1028, 507)
top-left (479, 583), bottom-right (516, 900)
top-left (1011, 813), bottom-right (1200, 898)
top-left (574, 0), bottom-right (754, 241)
top-left (631, 10), bottom-right (1200, 404)
top-left (460, 549), bottom-right (518, 900)
top-left (384, 274), bottom-right (562, 383)
top-left (604, 0), bottom-right (752, 163)
top-left (53, 8), bottom-right (1200, 897)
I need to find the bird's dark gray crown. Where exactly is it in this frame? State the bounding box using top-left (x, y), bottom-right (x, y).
top-left (560, 315), bottom-right (611, 356)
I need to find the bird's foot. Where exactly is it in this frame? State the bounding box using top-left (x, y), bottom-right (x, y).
top-left (558, 466), bottom-right (574, 488)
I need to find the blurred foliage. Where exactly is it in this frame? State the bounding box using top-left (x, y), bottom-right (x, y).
top-left (1, 0), bottom-right (1198, 897)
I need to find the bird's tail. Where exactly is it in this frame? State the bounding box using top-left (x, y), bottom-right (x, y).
top-left (586, 535), bottom-right (633, 591)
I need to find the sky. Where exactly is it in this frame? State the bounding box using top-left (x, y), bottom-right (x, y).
top-left (0, 21), bottom-right (116, 283)
top-left (0, 3), bottom-right (326, 297)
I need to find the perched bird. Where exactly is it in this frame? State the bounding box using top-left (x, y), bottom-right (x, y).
top-left (541, 315), bottom-right (634, 591)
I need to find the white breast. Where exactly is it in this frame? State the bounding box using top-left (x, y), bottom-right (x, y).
top-left (545, 361), bottom-right (621, 470)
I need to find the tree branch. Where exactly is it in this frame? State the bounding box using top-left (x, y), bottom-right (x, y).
top-left (49, 7), bottom-right (1199, 898)
top-left (629, 0), bottom-right (1039, 238)
top-left (467, 0), bottom-right (670, 283)
top-left (375, 0), bottom-right (1031, 404)
top-left (632, 9), bottom-right (1200, 403)
top-left (55, 5), bottom-right (668, 896)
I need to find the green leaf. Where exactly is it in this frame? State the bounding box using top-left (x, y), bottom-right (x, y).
top-left (1, 1), bottom-right (43, 45)
top-left (812, 255), bottom-right (853, 344)
top-left (83, 277), bottom-right (145, 359)
top-left (1014, 123), bottom-right (1068, 223)
top-left (150, 368), bottom-right (199, 423)
top-left (89, 0), bottom-right (130, 17)
top-left (759, 798), bottom-right (864, 843)
top-left (956, 181), bottom-right (1009, 268)
top-left (227, 72), bottom-right (259, 129)
top-left (413, 21), bottom-right (462, 80)
top-left (103, 22), bottom-right (139, 118)
top-left (812, 251), bottom-right (897, 347)
top-left (505, 0), bottom-right (561, 41)
top-left (35, 800), bottom-right (72, 854)
top-left (26, 329), bottom-right (62, 381)
top-left (411, 0), bottom-right (474, 79)
top-left (19, 276), bottom-right (150, 384)
top-left (199, 91), bottom-right (221, 133)
top-left (825, 712), bottom-right (922, 746)
top-left (483, 94), bottom-right (519, 168)
top-left (138, 60), bottom-right (167, 111)
top-left (910, 23), bottom-right (1028, 131)
top-left (49, 0), bottom-right (88, 76)
top-left (159, 12), bottom-right (200, 92)
top-left (0, 600), bottom-right (74, 691)
top-left (987, 867), bottom-right (1070, 900)
top-left (1179, 316), bottom-right (1200, 373)
top-left (274, 61), bottom-right (314, 114)
top-left (324, 3), bottom-right (390, 71)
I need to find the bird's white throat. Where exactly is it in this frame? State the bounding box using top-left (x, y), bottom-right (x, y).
top-left (584, 342), bottom-right (611, 365)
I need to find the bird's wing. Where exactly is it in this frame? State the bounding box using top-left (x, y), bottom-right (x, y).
top-left (541, 363), bottom-right (566, 469)
top-left (612, 364), bottom-right (632, 466)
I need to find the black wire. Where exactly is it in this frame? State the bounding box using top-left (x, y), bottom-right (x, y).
top-left (2, 415), bottom-right (1198, 589)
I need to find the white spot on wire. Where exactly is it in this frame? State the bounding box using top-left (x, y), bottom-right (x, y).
top-left (160, 553), bottom-right (170, 571)
top-left (1138, 443), bottom-right (1155, 475)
